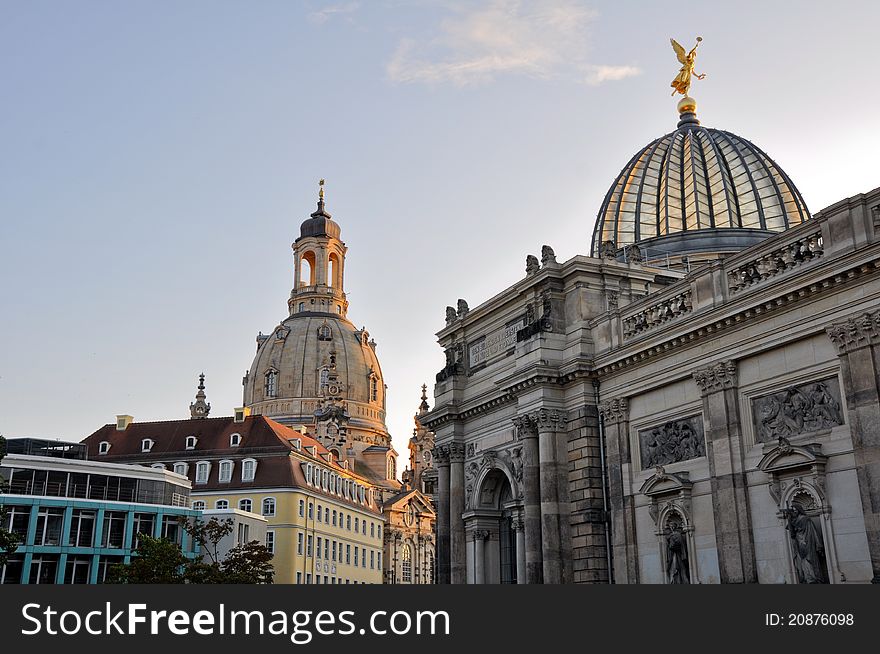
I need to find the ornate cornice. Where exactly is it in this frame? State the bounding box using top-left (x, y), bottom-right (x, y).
top-left (471, 529), bottom-right (490, 541)
top-left (826, 308), bottom-right (880, 354)
top-left (432, 445), bottom-right (450, 466)
top-left (599, 398), bottom-right (628, 424)
top-left (692, 360), bottom-right (738, 395)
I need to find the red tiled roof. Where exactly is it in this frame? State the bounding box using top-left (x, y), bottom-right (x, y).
top-left (80, 415), bottom-right (381, 513)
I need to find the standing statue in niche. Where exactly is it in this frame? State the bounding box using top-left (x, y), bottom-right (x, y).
top-left (665, 518), bottom-right (690, 584)
top-left (784, 503), bottom-right (827, 584)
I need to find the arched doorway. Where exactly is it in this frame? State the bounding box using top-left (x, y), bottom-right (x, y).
top-left (466, 467), bottom-right (524, 584)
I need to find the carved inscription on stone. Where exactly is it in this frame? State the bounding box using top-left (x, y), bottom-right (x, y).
top-left (751, 377), bottom-right (843, 443)
top-left (468, 319), bottom-right (525, 367)
top-left (638, 415), bottom-right (705, 468)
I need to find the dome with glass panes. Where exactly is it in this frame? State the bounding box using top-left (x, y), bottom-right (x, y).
top-left (590, 96), bottom-right (810, 265)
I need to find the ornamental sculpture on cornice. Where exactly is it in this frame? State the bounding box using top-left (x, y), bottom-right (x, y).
top-left (599, 398), bottom-right (629, 424)
top-left (826, 309), bottom-right (880, 354)
top-left (693, 360), bottom-right (738, 395)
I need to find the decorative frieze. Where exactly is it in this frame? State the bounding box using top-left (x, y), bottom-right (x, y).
top-left (532, 408), bottom-right (567, 432)
top-left (599, 398), bottom-right (629, 424)
top-left (638, 415), bottom-right (706, 468)
top-left (751, 378), bottom-right (844, 443)
top-left (727, 231), bottom-right (824, 293)
top-left (622, 289), bottom-right (692, 339)
top-left (826, 309), bottom-right (880, 353)
top-left (693, 360), bottom-right (738, 394)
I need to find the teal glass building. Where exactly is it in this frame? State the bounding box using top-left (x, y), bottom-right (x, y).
top-left (1, 442), bottom-right (199, 584)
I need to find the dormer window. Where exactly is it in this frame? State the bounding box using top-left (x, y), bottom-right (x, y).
top-left (230, 433), bottom-right (242, 447)
top-left (242, 458), bottom-right (257, 482)
top-left (195, 461), bottom-right (210, 484)
top-left (141, 439), bottom-right (154, 453)
top-left (218, 460), bottom-right (233, 483)
top-left (151, 463), bottom-right (166, 470)
top-left (318, 324), bottom-right (332, 341)
top-left (186, 436), bottom-right (197, 450)
top-left (265, 370), bottom-right (277, 398)
top-left (98, 441), bottom-right (110, 455)
top-left (173, 462), bottom-right (188, 476)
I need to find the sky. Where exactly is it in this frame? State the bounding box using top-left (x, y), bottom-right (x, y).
top-left (2, 0), bottom-right (879, 468)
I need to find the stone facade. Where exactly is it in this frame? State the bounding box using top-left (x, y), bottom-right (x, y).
top-left (424, 187), bottom-right (880, 584)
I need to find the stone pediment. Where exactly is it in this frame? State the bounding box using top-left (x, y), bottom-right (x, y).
top-left (639, 467), bottom-right (693, 497)
top-left (757, 438), bottom-right (826, 475)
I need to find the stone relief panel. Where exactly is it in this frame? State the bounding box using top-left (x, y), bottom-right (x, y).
top-left (638, 415), bottom-right (705, 469)
top-left (751, 377), bottom-right (844, 443)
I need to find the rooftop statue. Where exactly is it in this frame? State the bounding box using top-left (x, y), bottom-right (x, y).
top-left (670, 37), bottom-right (705, 96)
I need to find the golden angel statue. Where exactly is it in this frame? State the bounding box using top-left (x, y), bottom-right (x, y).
top-left (670, 37), bottom-right (705, 96)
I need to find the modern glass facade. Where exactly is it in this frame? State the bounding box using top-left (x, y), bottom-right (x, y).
top-left (0, 454), bottom-right (199, 584)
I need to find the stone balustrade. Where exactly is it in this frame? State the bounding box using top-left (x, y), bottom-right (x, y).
top-left (726, 231), bottom-right (823, 293)
top-left (622, 289), bottom-right (692, 339)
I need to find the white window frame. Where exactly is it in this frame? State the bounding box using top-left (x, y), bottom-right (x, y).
top-left (230, 433), bottom-right (242, 447)
top-left (262, 497), bottom-right (276, 517)
top-left (238, 498), bottom-right (253, 513)
top-left (215, 499), bottom-right (229, 510)
top-left (192, 500), bottom-right (206, 511)
top-left (218, 459), bottom-right (234, 483)
top-left (186, 436), bottom-right (197, 450)
top-left (150, 463), bottom-right (166, 470)
top-left (141, 439), bottom-right (154, 453)
top-left (267, 530), bottom-right (276, 555)
top-left (241, 458), bottom-right (257, 482)
top-left (173, 462), bottom-right (188, 476)
top-left (299, 499), bottom-right (305, 517)
top-left (98, 441), bottom-right (110, 455)
top-left (195, 461), bottom-right (211, 484)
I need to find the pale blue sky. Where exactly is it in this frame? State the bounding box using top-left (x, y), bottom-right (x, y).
top-left (2, 1), bottom-right (878, 466)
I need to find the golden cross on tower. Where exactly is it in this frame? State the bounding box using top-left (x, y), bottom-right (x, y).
top-left (318, 178), bottom-right (325, 201)
top-left (670, 36), bottom-right (706, 97)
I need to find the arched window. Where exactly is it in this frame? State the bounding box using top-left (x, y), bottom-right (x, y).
top-left (173, 462), bottom-right (188, 476)
top-left (370, 377), bottom-right (379, 402)
top-left (300, 251), bottom-right (316, 287)
top-left (239, 498), bottom-right (253, 513)
top-left (98, 441), bottom-right (110, 455)
top-left (318, 324), bottom-right (332, 341)
top-left (151, 463), bottom-right (166, 470)
top-left (241, 458), bottom-right (257, 482)
top-left (230, 433), bottom-right (241, 447)
top-left (328, 253), bottom-right (340, 288)
top-left (215, 499), bottom-right (229, 510)
top-left (262, 497), bottom-right (276, 517)
top-left (402, 544), bottom-right (412, 583)
top-left (265, 370), bottom-right (277, 398)
top-left (298, 302), bottom-right (305, 313)
top-left (192, 500), bottom-right (206, 511)
top-left (387, 456), bottom-right (396, 481)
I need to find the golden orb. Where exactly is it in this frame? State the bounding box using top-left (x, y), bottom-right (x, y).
top-left (677, 96), bottom-right (697, 114)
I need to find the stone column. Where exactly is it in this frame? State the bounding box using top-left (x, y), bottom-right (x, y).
top-left (827, 310), bottom-right (880, 582)
top-left (448, 441), bottom-right (467, 584)
top-left (536, 408), bottom-right (570, 584)
top-left (473, 529), bottom-right (489, 584)
top-left (513, 415), bottom-right (543, 583)
top-left (433, 445), bottom-right (451, 584)
top-left (513, 518), bottom-right (527, 584)
top-left (693, 360), bottom-right (757, 583)
top-left (600, 398), bottom-right (639, 584)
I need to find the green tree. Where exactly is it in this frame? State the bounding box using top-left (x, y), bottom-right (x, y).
top-left (108, 516), bottom-right (275, 584)
top-left (0, 436), bottom-right (21, 569)
top-left (107, 535), bottom-right (188, 584)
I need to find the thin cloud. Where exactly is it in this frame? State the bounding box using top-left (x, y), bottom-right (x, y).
top-left (309, 1), bottom-right (361, 25)
top-left (386, 0), bottom-right (640, 86)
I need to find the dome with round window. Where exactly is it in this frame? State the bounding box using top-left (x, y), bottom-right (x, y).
top-left (590, 97), bottom-right (811, 264)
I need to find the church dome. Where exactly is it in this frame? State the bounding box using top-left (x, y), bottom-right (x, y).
top-left (590, 100), bottom-right (810, 261)
top-left (243, 315), bottom-right (386, 433)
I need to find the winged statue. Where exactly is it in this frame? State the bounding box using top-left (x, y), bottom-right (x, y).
top-left (670, 37), bottom-right (705, 96)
